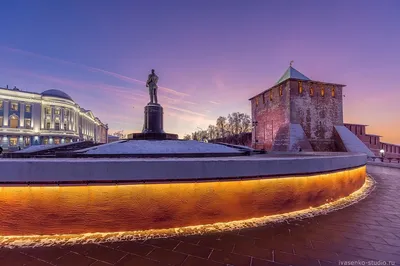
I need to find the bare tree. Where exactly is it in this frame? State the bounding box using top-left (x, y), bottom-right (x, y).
top-left (216, 116), bottom-right (228, 138)
top-left (183, 134), bottom-right (191, 140)
top-left (207, 125), bottom-right (218, 140)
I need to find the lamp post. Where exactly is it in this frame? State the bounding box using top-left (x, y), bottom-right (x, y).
top-left (252, 120), bottom-right (258, 147)
top-left (380, 149), bottom-right (385, 162)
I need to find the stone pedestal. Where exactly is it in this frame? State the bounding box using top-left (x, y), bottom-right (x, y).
top-left (128, 103), bottom-right (178, 140)
top-left (143, 104), bottom-right (165, 134)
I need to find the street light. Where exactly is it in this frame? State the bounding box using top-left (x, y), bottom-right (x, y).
top-left (252, 121), bottom-right (258, 145)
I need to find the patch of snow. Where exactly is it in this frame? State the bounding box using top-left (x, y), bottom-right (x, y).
top-left (15, 143), bottom-right (69, 153)
top-left (14, 141), bottom-right (86, 153)
top-left (82, 140), bottom-right (242, 154)
top-left (289, 124), bottom-right (313, 152)
top-left (335, 126), bottom-right (374, 157)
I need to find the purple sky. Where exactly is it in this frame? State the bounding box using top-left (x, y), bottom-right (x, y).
top-left (0, 1), bottom-right (399, 143)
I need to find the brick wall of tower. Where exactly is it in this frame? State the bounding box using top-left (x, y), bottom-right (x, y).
top-left (251, 81), bottom-right (291, 151)
top-left (289, 80), bottom-right (344, 151)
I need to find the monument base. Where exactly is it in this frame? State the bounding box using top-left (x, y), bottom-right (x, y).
top-left (143, 103), bottom-right (164, 133)
top-left (128, 103), bottom-right (179, 140)
top-left (127, 132), bottom-right (178, 140)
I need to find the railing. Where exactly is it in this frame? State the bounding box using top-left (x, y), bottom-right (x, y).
top-left (368, 156), bottom-right (400, 163)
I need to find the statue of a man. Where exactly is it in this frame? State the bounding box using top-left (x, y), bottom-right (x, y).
top-left (146, 69), bottom-right (159, 104)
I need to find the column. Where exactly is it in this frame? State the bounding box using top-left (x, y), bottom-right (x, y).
top-left (2, 101), bottom-right (9, 126)
top-left (19, 103), bottom-right (25, 127)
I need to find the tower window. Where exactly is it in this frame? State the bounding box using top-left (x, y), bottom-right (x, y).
top-left (298, 81), bottom-right (303, 94)
top-left (55, 108), bottom-right (61, 115)
top-left (310, 87), bottom-right (314, 96)
top-left (45, 107), bottom-right (51, 115)
top-left (331, 87), bottom-right (335, 97)
top-left (25, 104), bottom-right (31, 113)
top-left (279, 86), bottom-right (283, 96)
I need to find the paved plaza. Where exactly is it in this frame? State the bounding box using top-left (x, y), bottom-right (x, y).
top-left (1, 165), bottom-right (399, 266)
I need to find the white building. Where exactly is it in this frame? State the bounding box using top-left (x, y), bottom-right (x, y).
top-left (0, 86), bottom-right (108, 151)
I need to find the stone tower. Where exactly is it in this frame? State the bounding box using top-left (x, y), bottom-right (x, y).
top-left (249, 66), bottom-right (345, 152)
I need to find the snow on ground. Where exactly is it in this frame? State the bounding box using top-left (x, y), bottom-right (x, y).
top-left (14, 142), bottom-right (83, 153)
top-left (15, 143), bottom-right (69, 153)
top-left (83, 140), bottom-right (242, 154)
top-left (335, 126), bottom-right (374, 157)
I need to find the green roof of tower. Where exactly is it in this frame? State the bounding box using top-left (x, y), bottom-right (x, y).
top-left (275, 66), bottom-right (310, 85)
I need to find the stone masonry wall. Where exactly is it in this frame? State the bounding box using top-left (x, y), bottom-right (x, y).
top-left (289, 80), bottom-right (344, 151)
top-left (251, 81), bottom-right (290, 151)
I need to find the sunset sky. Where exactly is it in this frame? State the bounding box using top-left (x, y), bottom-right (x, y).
top-left (0, 1), bottom-right (399, 143)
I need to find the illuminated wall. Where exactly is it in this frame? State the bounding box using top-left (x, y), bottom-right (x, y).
top-left (0, 166), bottom-right (366, 236)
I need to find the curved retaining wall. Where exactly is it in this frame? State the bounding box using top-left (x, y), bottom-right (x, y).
top-left (0, 153), bottom-right (367, 236)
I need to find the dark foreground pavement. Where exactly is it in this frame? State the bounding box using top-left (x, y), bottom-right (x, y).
top-left (1, 164), bottom-right (400, 266)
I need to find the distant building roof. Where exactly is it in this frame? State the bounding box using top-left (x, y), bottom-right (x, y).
top-left (365, 134), bottom-right (382, 137)
top-left (275, 66), bottom-right (311, 85)
top-left (41, 89), bottom-right (73, 101)
top-left (344, 123), bottom-right (369, 127)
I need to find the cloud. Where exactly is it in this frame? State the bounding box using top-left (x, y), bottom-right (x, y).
top-left (163, 104), bottom-right (207, 117)
top-left (208, 100), bottom-right (220, 105)
top-left (1, 46), bottom-right (188, 97)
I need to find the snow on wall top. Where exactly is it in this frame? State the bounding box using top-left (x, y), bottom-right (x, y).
top-left (82, 140), bottom-right (242, 154)
top-left (335, 126), bottom-right (374, 157)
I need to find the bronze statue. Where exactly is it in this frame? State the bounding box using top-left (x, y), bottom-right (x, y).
top-left (146, 69), bottom-right (159, 104)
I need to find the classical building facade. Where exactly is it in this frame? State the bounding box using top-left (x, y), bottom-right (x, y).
top-left (0, 86), bottom-right (108, 151)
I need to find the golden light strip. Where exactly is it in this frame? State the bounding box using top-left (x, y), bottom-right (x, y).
top-left (0, 174), bottom-right (374, 248)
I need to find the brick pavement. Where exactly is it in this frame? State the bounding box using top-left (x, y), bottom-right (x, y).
top-left (1, 167), bottom-right (400, 266)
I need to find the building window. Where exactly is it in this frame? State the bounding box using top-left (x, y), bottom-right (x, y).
top-left (24, 137), bottom-right (30, 146)
top-left (0, 101), bottom-right (3, 109)
top-left (369, 136), bottom-right (372, 144)
top-left (375, 137), bottom-right (377, 145)
top-left (9, 137), bottom-right (18, 146)
top-left (25, 119), bottom-right (31, 129)
top-left (46, 121), bottom-right (51, 130)
top-left (11, 102), bottom-right (18, 111)
top-left (43, 137), bottom-right (49, 145)
top-left (331, 87), bottom-right (335, 97)
top-left (9, 115), bottom-right (19, 128)
top-left (25, 104), bottom-right (31, 113)
top-left (255, 97), bottom-right (259, 107)
top-left (310, 87), bottom-right (314, 96)
top-left (55, 122), bottom-right (60, 130)
top-left (262, 93), bottom-right (265, 104)
top-left (64, 123), bottom-right (67, 131)
top-left (270, 90), bottom-right (273, 101)
top-left (321, 87), bottom-right (325, 97)
top-left (54, 138), bottom-right (60, 145)
top-left (0, 116), bottom-right (2, 127)
top-left (279, 86), bottom-right (283, 96)
top-left (45, 107), bottom-right (51, 115)
top-left (298, 81), bottom-right (303, 94)
top-left (55, 108), bottom-right (61, 115)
